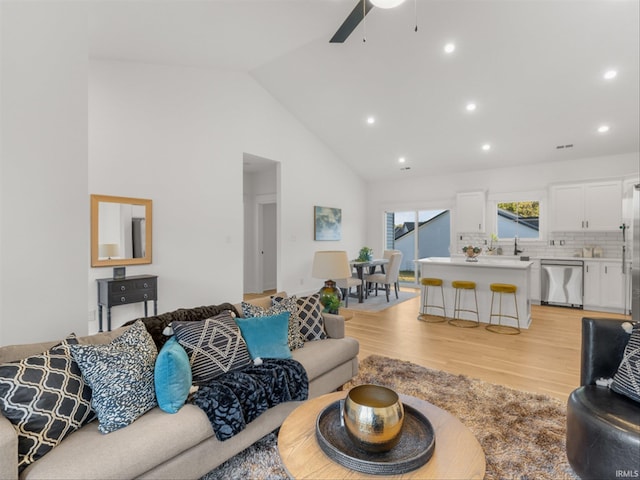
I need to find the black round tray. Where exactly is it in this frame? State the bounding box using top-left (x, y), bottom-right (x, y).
top-left (315, 399), bottom-right (436, 475)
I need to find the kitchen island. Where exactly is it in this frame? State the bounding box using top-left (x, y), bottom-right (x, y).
top-left (417, 257), bottom-right (533, 329)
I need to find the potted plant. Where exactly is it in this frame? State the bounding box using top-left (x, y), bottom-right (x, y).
top-left (357, 247), bottom-right (374, 262)
top-left (320, 293), bottom-right (341, 314)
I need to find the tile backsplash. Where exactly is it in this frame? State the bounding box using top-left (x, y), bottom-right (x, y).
top-left (458, 231), bottom-right (629, 260)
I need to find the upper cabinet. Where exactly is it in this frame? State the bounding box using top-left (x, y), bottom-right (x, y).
top-left (456, 191), bottom-right (486, 233)
top-left (549, 180), bottom-right (622, 232)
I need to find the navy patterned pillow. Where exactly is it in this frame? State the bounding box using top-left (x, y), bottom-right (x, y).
top-left (69, 320), bottom-right (158, 434)
top-left (273, 294), bottom-right (326, 341)
top-left (0, 335), bottom-right (95, 471)
top-left (241, 297), bottom-right (304, 350)
top-left (611, 322), bottom-right (640, 403)
top-left (173, 311), bottom-right (252, 385)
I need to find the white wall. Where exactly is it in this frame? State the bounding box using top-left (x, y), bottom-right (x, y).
top-left (88, 60), bottom-right (367, 330)
top-left (0, 2), bottom-right (89, 344)
top-left (366, 153), bottom-right (640, 256)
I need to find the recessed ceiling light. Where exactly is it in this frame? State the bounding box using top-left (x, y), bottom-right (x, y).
top-left (482, 144), bottom-right (491, 151)
top-left (597, 125), bottom-right (610, 133)
top-left (466, 102), bottom-right (477, 112)
top-left (444, 43), bottom-right (456, 54)
top-left (398, 157), bottom-right (406, 164)
top-left (366, 116), bottom-right (375, 125)
top-left (603, 70), bottom-right (618, 80)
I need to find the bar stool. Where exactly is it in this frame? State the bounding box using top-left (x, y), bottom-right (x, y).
top-left (417, 277), bottom-right (446, 323)
top-left (486, 283), bottom-right (521, 335)
top-left (448, 281), bottom-right (480, 328)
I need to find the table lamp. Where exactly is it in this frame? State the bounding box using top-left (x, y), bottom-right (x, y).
top-left (312, 250), bottom-right (352, 301)
top-left (99, 243), bottom-right (120, 259)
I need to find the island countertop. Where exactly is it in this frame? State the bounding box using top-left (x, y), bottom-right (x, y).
top-left (417, 257), bottom-right (533, 270)
top-left (417, 256), bottom-right (532, 328)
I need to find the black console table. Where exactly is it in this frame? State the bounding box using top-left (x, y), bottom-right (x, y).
top-left (96, 274), bottom-right (158, 332)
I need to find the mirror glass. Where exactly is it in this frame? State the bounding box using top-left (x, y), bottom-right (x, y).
top-left (91, 194), bottom-right (152, 267)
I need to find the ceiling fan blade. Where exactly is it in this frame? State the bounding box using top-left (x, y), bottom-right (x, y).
top-left (330, 0), bottom-right (374, 43)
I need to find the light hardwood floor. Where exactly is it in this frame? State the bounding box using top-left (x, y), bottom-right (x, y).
top-left (341, 288), bottom-right (630, 402)
top-left (244, 288), bottom-right (631, 402)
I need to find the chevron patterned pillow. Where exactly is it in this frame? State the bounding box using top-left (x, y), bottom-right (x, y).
top-left (611, 322), bottom-right (640, 403)
top-left (173, 311), bottom-right (252, 385)
top-left (0, 335), bottom-right (95, 472)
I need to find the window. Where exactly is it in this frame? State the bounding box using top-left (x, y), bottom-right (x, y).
top-left (385, 209), bottom-right (451, 284)
top-left (496, 201), bottom-right (540, 239)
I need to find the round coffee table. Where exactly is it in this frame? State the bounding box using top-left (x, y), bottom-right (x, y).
top-left (278, 391), bottom-right (485, 479)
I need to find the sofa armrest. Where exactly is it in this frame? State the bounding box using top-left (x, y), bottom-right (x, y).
top-left (0, 414), bottom-right (18, 480)
top-left (580, 317), bottom-right (631, 386)
top-left (322, 313), bottom-right (345, 339)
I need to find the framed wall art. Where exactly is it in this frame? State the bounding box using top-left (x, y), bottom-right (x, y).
top-left (314, 206), bottom-right (342, 241)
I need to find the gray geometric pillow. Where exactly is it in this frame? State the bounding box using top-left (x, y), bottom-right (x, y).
top-left (611, 322), bottom-right (640, 403)
top-left (0, 335), bottom-right (95, 471)
top-left (241, 298), bottom-right (304, 350)
top-left (173, 311), bottom-right (252, 385)
top-left (289, 294), bottom-right (326, 341)
top-left (69, 320), bottom-right (158, 434)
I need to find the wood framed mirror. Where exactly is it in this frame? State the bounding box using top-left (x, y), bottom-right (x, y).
top-left (90, 194), bottom-right (152, 267)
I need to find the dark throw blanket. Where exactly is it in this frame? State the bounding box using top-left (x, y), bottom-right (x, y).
top-left (191, 358), bottom-right (308, 441)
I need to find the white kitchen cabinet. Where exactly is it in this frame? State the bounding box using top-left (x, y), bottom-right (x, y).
top-left (583, 261), bottom-right (600, 307)
top-left (530, 259), bottom-right (541, 303)
top-left (456, 191), bottom-right (485, 233)
top-left (583, 260), bottom-right (628, 313)
top-left (550, 181), bottom-right (622, 231)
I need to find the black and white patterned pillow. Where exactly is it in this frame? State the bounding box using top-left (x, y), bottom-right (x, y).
top-left (0, 335), bottom-right (95, 471)
top-left (611, 322), bottom-right (640, 403)
top-left (275, 294), bottom-right (326, 341)
top-left (69, 320), bottom-right (158, 434)
top-left (173, 311), bottom-right (252, 385)
top-left (241, 297), bottom-right (304, 350)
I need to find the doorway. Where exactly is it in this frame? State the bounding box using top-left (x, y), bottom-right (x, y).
top-left (243, 154), bottom-right (278, 295)
top-left (385, 209), bottom-right (451, 286)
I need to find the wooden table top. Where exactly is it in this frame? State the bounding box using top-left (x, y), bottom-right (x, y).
top-left (278, 391), bottom-right (486, 479)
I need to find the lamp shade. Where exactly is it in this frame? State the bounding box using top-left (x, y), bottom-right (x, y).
top-left (99, 243), bottom-right (120, 258)
top-left (312, 251), bottom-right (352, 280)
top-left (371, 0), bottom-right (406, 8)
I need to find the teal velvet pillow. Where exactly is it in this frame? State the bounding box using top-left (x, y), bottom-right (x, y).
top-left (154, 336), bottom-right (192, 413)
top-left (235, 312), bottom-right (292, 360)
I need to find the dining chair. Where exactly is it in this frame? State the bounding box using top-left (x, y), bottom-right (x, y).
top-left (364, 252), bottom-right (403, 302)
top-left (336, 275), bottom-right (362, 307)
top-left (382, 249), bottom-right (401, 292)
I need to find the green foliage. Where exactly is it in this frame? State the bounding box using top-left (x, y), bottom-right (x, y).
top-left (320, 293), bottom-right (341, 314)
top-left (357, 246), bottom-right (373, 261)
top-left (497, 201), bottom-right (539, 218)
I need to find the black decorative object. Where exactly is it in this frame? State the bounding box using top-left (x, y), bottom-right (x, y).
top-left (315, 399), bottom-right (435, 475)
top-left (113, 267), bottom-right (126, 279)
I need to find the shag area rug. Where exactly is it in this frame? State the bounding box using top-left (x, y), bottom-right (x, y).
top-left (203, 355), bottom-right (577, 480)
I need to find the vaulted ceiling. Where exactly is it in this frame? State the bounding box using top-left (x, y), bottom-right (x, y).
top-left (88, 0), bottom-right (640, 181)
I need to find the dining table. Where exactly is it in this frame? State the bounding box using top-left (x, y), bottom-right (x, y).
top-left (349, 258), bottom-right (389, 303)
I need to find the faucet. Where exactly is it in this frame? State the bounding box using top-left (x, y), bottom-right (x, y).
top-left (514, 236), bottom-right (523, 256)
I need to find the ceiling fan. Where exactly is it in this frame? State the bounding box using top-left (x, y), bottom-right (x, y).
top-left (330, 0), bottom-right (406, 43)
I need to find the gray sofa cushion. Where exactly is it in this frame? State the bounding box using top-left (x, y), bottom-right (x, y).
top-left (292, 337), bottom-right (359, 381)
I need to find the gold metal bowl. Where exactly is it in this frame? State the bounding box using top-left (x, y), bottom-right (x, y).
top-left (343, 384), bottom-right (405, 453)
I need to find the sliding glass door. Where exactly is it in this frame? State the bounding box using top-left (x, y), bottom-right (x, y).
top-left (385, 209), bottom-right (451, 286)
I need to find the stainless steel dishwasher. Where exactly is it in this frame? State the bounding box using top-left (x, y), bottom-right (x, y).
top-left (540, 259), bottom-right (584, 308)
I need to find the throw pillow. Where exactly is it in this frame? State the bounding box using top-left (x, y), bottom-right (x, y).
top-left (235, 312), bottom-right (292, 360)
top-left (273, 294), bottom-right (326, 341)
top-left (0, 335), bottom-right (95, 471)
top-left (611, 322), bottom-right (640, 403)
top-left (173, 311), bottom-right (252, 385)
top-left (154, 336), bottom-right (192, 414)
top-left (241, 297), bottom-right (304, 350)
top-left (69, 320), bottom-right (158, 434)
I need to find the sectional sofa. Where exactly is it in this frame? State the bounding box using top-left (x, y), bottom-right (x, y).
top-left (0, 292), bottom-right (360, 480)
